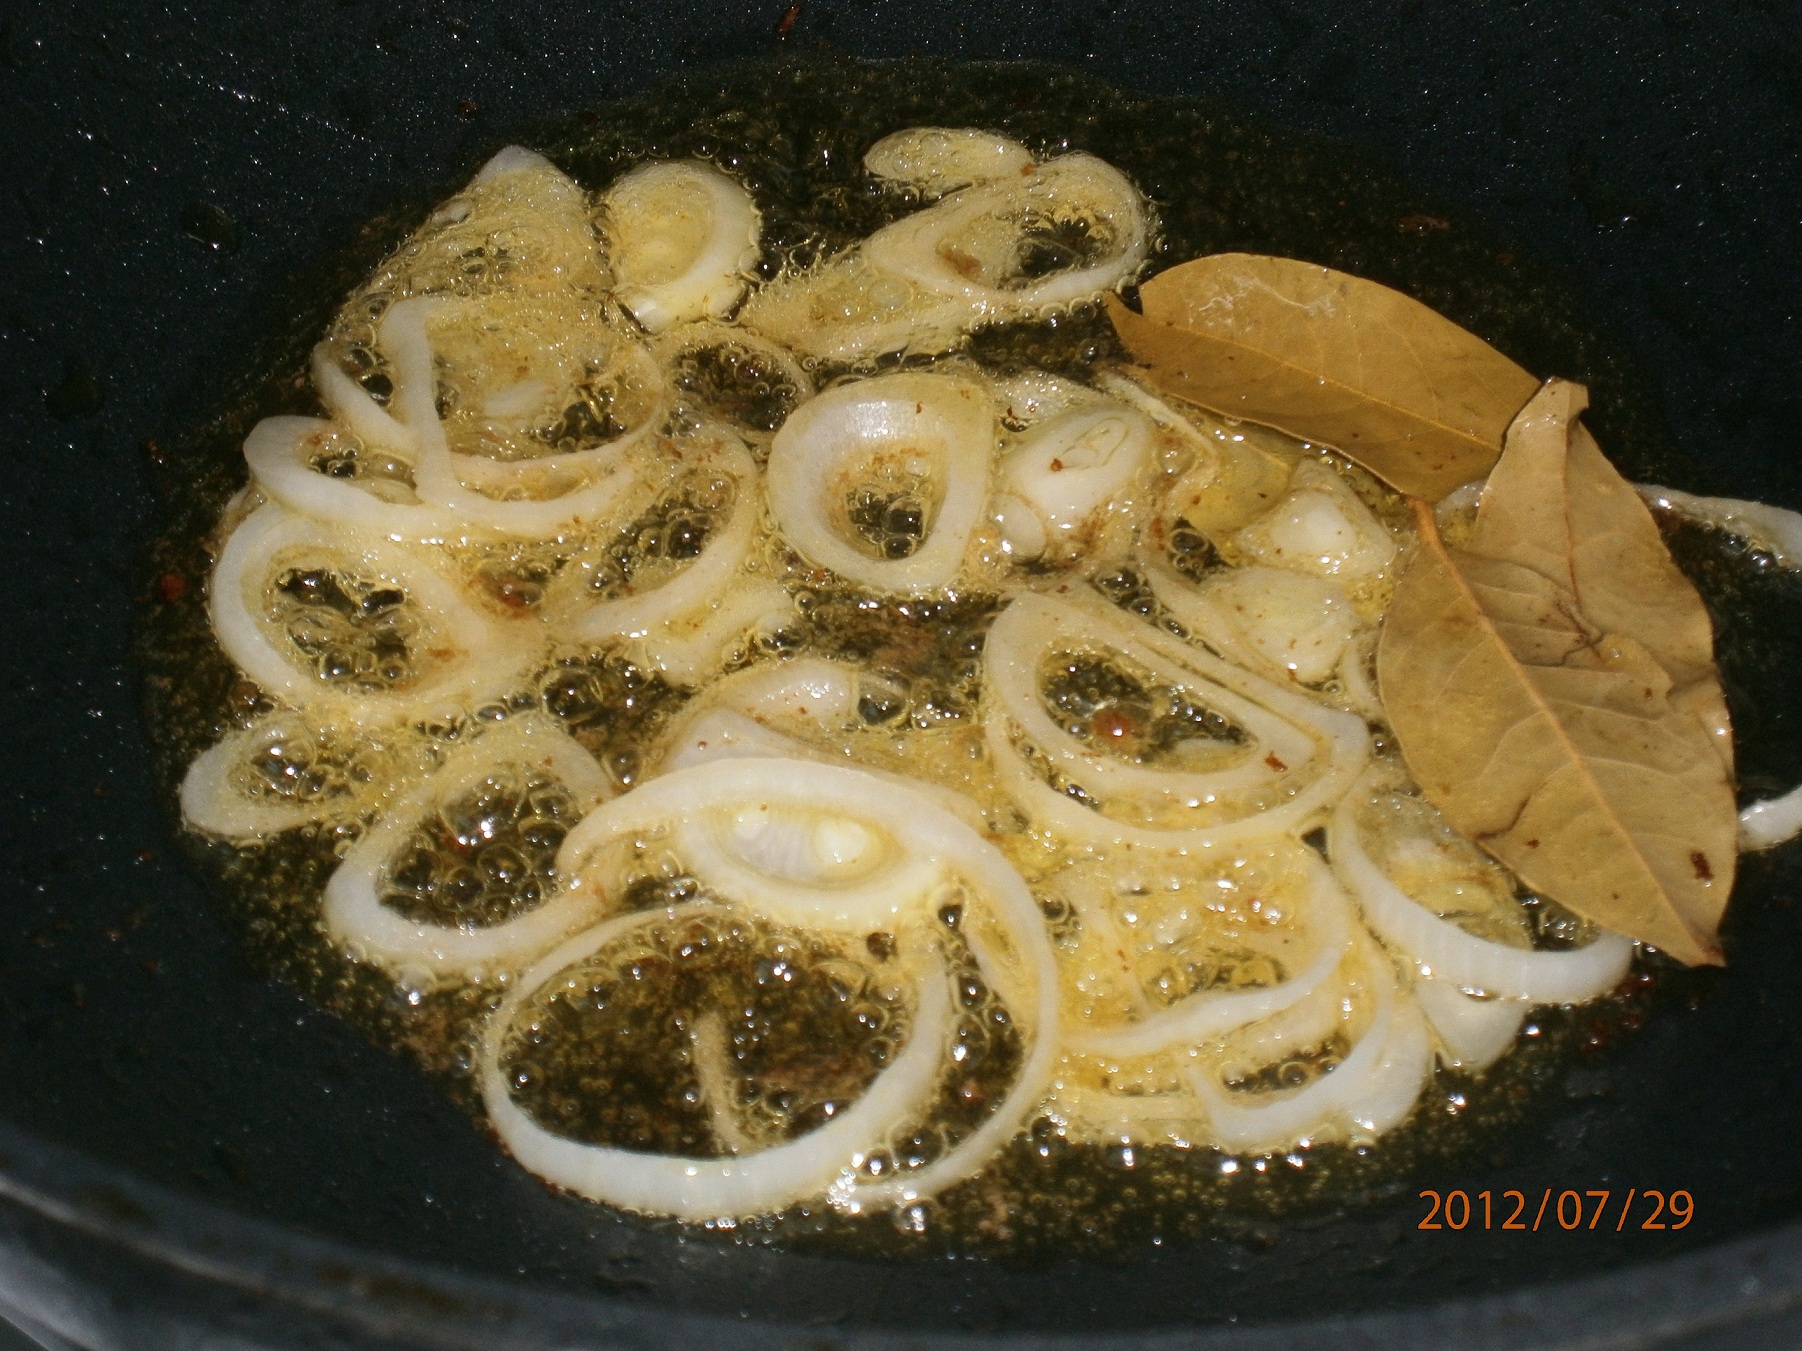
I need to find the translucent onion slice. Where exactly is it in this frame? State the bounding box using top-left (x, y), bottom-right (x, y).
top-left (766, 371), bottom-right (996, 595)
top-left (321, 716), bottom-right (611, 979)
top-left (1186, 948), bottom-right (1432, 1153)
top-left (862, 152), bottom-right (1149, 312)
top-left (562, 435), bottom-right (789, 673)
top-left (737, 254), bottom-right (977, 366)
top-left (982, 591), bottom-right (1370, 850)
top-left (995, 403), bottom-right (1153, 563)
top-left (1640, 484), bottom-right (1802, 569)
top-left (244, 416), bottom-right (465, 543)
top-left (209, 502), bottom-right (532, 726)
top-left (1234, 461), bottom-right (1398, 581)
top-left (1741, 787), bottom-right (1802, 852)
top-left (554, 757), bottom-right (1061, 1210)
top-left (656, 661), bottom-right (986, 829)
top-left (675, 800), bottom-right (947, 933)
top-left (602, 161), bottom-right (762, 334)
top-left (181, 716), bottom-right (360, 838)
top-left (443, 340), bottom-right (669, 496)
top-left (310, 344), bottom-right (418, 462)
top-left (863, 128), bottom-right (1036, 197)
top-left (1412, 978), bottom-right (1525, 1071)
top-left (1328, 790), bottom-right (1633, 1003)
top-left (638, 579), bottom-right (794, 687)
top-left (479, 902), bottom-right (952, 1221)
top-left (381, 299), bottom-right (658, 539)
top-left (1148, 559), bottom-right (1359, 686)
top-left (1068, 850), bottom-right (1353, 1058)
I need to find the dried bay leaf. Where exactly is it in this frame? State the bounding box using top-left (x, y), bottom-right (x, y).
top-left (1107, 254), bottom-right (1541, 501)
top-left (1378, 379), bottom-right (1736, 966)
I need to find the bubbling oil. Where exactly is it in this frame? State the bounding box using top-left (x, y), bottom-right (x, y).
top-left (138, 59), bottom-right (1725, 1263)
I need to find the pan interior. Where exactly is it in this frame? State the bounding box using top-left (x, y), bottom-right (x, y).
top-left (13, 54), bottom-right (1802, 1339)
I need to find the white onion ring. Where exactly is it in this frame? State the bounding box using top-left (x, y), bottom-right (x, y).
top-left (554, 757), bottom-right (1060, 1210)
top-left (863, 128), bottom-right (1036, 197)
top-left (1328, 788), bottom-right (1633, 1004)
top-left (638, 580), bottom-right (794, 687)
top-left (1068, 849), bottom-right (1353, 1058)
top-left (1741, 788), bottom-right (1802, 852)
top-left (767, 371), bottom-right (996, 595)
top-left (444, 339), bottom-right (668, 496)
top-left (1640, 484), bottom-right (1802, 569)
top-left (863, 153), bottom-right (1149, 312)
top-left (558, 437), bottom-right (770, 650)
top-left (382, 299), bottom-right (656, 539)
top-left (209, 502), bottom-right (533, 726)
top-left (244, 416), bottom-right (467, 543)
top-left (479, 902), bottom-right (951, 1221)
top-left (180, 717), bottom-right (359, 838)
top-left (1186, 947), bottom-right (1432, 1153)
top-left (1146, 558), bottom-right (1359, 688)
top-left (310, 344), bottom-right (418, 461)
top-left (996, 403), bottom-right (1154, 562)
top-left (982, 591), bottom-right (1370, 850)
top-left (603, 161), bottom-right (761, 334)
top-left (1412, 978), bottom-right (1525, 1070)
top-left (321, 716), bottom-right (611, 979)
top-left (655, 661), bottom-right (986, 830)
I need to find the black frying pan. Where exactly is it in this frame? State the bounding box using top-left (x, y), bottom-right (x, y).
top-left (4, 2), bottom-right (1802, 1347)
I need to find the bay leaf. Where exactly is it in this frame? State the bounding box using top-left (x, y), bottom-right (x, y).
top-left (1107, 254), bottom-right (1541, 501)
top-left (1377, 378), bottom-right (1736, 966)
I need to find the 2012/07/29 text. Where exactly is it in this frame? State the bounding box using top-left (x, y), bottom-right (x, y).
top-left (1418, 1189), bottom-right (1693, 1231)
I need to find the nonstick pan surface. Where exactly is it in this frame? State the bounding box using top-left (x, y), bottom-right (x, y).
top-left (3, 2), bottom-right (1802, 1348)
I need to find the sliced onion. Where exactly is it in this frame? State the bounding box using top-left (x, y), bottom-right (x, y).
top-left (244, 416), bottom-right (467, 543)
top-left (1185, 946), bottom-right (1432, 1153)
top-left (479, 902), bottom-right (951, 1221)
top-left (1640, 484), bottom-right (1802, 569)
top-left (1329, 787), bottom-right (1633, 1003)
top-left (675, 800), bottom-right (947, 933)
top-left (444, 339), bottom-right (668, 496)
top-left (655, 661), bottom-right (986, 829)
top-left (863, 153), bottom-right (1149, 313)
top-left (766, 371), bottom-right (995, 595)
top-left (1068, 849), bottom-right (1353, 1058)
top-left (603, 162), bottom-right (761, 334)
top-left (382, 299), bottom-right (657, 539)
top-left (321, 716), bottom-right (612, 978)
top-left (556, 437), bottom-right (773, 658)
top-left (1412, 978), bottom-right (1525, 1070)
top-left (1234, 461), bottom-right (1398, 582)
top-left (181, 716), bottom-right (363, 838)
top-left (1741, 787), bottom-right (1802, 852)
top-left (1148, 559), bottom-right (1359, 686)
top-left (639, 579), bottom-right (794, 687)
top-left (310, 344), bottom-right (418, 461)
top-left (863, 128), bottom-right (1035, 197)
top-left (996, 403), bottom-right (1153, 563)
top-left (741, 147), bottom-right (1149, 364)
top-left (982, 591), bottom-right (1370, 850)
top-left (738, 254), bottom-right (977, 366)
top-left (209, 502), bottom-right (534, 726)
top-left (554, 757), bottom-right (1061, 1210)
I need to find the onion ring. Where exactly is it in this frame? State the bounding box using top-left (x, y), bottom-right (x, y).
top-left (1329, 786), bottom-right (1633, 1003)
top-left (767, 371), bottom-right (996, 595)
top-left (209, 501), bottom-right (533, 726)
top-left (321, 716), bottom-right (611, 979)
top-left (478, 902), bottom-right (952, 1221)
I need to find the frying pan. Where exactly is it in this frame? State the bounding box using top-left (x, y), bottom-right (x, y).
top-left (4, 1), bottom-right (1802, 1347)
